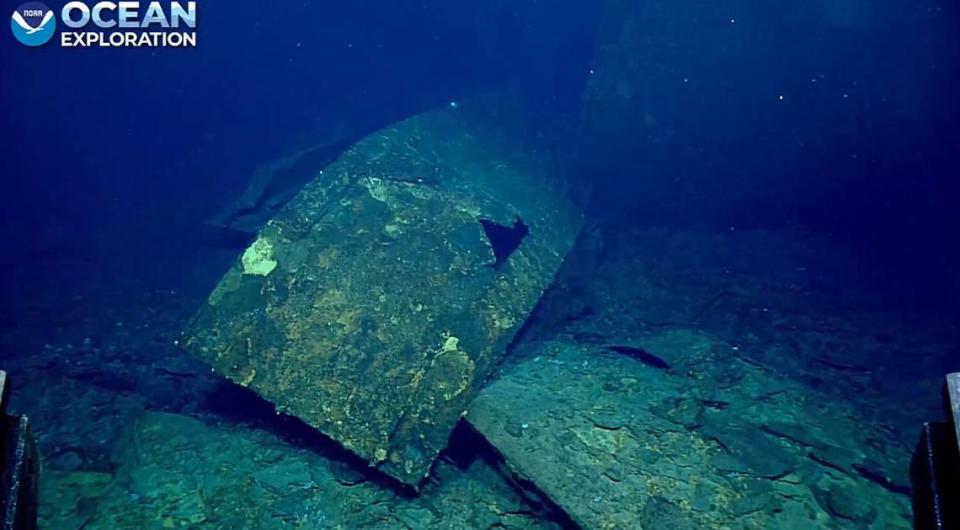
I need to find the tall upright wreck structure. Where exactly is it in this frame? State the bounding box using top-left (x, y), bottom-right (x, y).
top-left (183, 95), bottom-right (583, 486)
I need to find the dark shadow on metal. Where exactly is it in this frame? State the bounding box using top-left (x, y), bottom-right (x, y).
top-left (480, 218), bottom-right (528, 268)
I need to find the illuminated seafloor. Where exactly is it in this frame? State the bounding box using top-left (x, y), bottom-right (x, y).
top-left (2, 224), bottom-right (952, 529)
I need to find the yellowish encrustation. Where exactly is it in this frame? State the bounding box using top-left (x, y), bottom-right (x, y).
top-left (241, 236), bottom-right (278, 276)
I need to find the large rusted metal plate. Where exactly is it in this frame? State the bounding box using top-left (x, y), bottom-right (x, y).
top-left (183, 96), bottom-right (583, 486)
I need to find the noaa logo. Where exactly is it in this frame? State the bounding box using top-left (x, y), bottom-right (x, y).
top-left (11, 2), bottom-right (56, 46)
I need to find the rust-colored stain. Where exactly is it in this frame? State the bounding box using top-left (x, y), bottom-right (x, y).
top-left (183, 95), bottom-right (583, 487)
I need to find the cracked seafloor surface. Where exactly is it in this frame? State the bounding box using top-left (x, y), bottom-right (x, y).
top-left (1, 227), bottom-right (955, 529)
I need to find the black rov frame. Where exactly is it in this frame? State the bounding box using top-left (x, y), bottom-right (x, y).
top-left (912, 373), bottom-right (960, 530)
top-left (0, 371), bottom-right (38, 530)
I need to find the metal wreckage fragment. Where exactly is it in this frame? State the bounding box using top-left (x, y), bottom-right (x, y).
top-left (183, 96), bottom-right (583, 486)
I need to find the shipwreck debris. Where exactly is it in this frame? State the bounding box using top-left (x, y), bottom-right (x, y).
top-left (183, 95), bottom-right (583, 487)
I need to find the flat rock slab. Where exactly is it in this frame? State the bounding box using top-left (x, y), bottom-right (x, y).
top-left (183, 95), bottom-right (582, 486)
top-left (467, 330), bottom-right (914, 529)
top-left (39, 411), bottom-right (558, 529)
top-left (468, 338), bottom-right (719, 529)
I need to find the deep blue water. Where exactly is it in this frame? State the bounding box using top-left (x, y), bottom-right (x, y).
top-left (0, 1), bottom-right (593, 285)
top-left (2, 0), bottom-right (957, 308)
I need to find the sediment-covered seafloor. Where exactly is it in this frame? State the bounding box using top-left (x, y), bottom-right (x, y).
top-left (468, 333), bottom-right (910, 529)
top-left (3, 227), bottom-right (944, 529)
